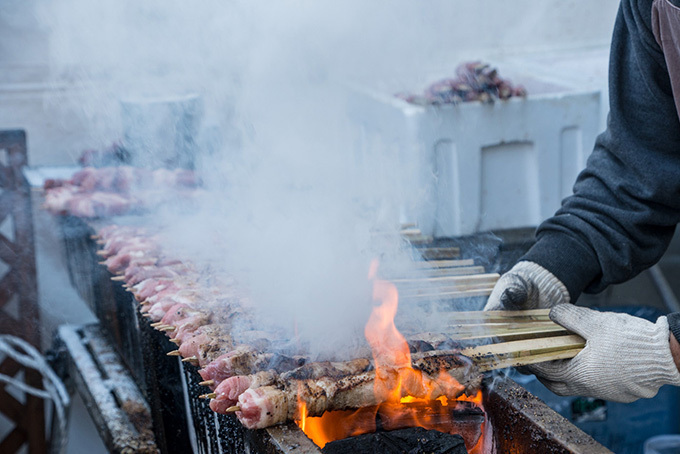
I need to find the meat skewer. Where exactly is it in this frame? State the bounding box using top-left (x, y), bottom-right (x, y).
top-left (235, 352), bottom-right (481, 429)
top-left (208, 358), bottom-right (372, 413)
top-left (198, 346), bottom-right (307, 384)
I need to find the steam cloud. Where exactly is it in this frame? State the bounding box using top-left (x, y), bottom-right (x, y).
top-left (34, 0), bottom-right (579, 358)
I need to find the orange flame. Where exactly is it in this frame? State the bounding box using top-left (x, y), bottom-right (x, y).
top-left (296, 259), bottom-right (486, 452)
top-left (365, 259), bottom-right (415, 402)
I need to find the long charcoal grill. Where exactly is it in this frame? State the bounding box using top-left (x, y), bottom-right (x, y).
top-left (55, 215), bottom-right (612, 454)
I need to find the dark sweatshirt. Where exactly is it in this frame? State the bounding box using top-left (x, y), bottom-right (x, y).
top-left (522, 0), bottom-right (680, 338)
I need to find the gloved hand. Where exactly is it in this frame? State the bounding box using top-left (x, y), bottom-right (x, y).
top-left (527, 304), bottom-right (680, 403)
top-left (483, 261), bottom-right (570, 311)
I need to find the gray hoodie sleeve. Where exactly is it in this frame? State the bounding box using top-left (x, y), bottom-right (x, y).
top-left (522, 0), bottom-right (680, 302)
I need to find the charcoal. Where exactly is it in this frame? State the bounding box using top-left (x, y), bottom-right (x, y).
top-left (322, 427), bottom-right (467, 454)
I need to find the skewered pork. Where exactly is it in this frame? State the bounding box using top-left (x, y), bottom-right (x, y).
top-left (209, 358), bottom-right (372, 413)
top-left (236, 353), bottom-right (480, 429)
top-left (198, 346), bottom-right (306, 384)
top-left (43, 166), bottom-right (200, 218)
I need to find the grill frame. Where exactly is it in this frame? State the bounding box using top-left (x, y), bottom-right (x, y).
top-left (56, 215), bottom-right (612, 453)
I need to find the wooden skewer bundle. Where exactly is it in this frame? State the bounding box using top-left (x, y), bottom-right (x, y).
top-left (447, 309), bottom-right (585, 371)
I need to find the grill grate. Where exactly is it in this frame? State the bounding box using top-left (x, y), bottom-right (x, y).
top-left (55, 215), bottom-right (611, 453)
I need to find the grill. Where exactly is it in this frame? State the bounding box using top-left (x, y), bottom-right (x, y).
top-left (53, 214), bottom-right (612, 454)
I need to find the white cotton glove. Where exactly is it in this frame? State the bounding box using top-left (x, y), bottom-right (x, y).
top-left (527, 304), bottom-right (680, 403)
top-left (483, 261), bottom-right (570, 311)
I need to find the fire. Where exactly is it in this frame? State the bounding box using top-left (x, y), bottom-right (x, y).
top-left (365, 259), bottom-right (413, 402)
top-left (295, 259), bottom-right (486, 451)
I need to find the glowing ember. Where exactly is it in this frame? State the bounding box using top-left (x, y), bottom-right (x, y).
top-left (295, 259), bottom-right (486, 451)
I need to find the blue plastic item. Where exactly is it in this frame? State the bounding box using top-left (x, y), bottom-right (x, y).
top-left (644, 435), bottom-right (680, 454)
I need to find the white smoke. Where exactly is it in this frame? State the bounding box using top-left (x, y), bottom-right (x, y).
top-left (32, 0), bottom-right (617, 358)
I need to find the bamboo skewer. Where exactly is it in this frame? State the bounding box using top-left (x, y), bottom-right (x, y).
top-left (400, 287), bottom-right (495, 301)
top-left (412, 259), bottom-right (475, 269)
top-left (475, 347), bottom-right (583, 372)
top-left (409, 333), bottom-right (585, 373)
top-left (387, 266), bottom-right (487, 280)
top-left (419, 247), bottom-right (461, 260)
top-left (447, 309), bottom-right (551, 324)
top-left (446, 323), bottom-right (569, 343)
top-left (421, 267), bottom-right (487, 278)
top-left (460, 334), bottom-right (585, 367)
top-left (393, 273), bottom-right (499, 287)
top-left (400, 284), bottom-right (496, 297)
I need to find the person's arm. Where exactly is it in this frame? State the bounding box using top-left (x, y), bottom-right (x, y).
top-left (522, 0), bottom-right (680, 302)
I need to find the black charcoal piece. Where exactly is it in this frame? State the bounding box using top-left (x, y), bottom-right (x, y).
top-left (322, 427), bottom-right (467, 454)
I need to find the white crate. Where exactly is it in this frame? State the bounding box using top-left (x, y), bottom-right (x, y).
top-left (349, 77), bottom-right (601, 237)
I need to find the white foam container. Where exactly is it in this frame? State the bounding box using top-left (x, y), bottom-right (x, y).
top-left (348, 74), bottom-right (601, 237)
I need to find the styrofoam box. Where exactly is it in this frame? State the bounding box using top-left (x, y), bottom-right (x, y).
top-left (348, 75), bottom-right (601, 237)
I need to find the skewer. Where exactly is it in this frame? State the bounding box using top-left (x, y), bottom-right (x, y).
top-left (394, 273), bottom-right (500, 286)
top-left (475, 347), bottom-right (582, 372)
top-left (167, 350), bottom-right (181, 356)
top-left (447, 323), bottom-right (569, 343)
top-left (448, 309), bottom-right (551, 324)
top-left (89, 234), bottom-right (99, 240)
top-left (159, 326), bottom-right (176, 332)
top-left (199, 393), bottom-right (217, 399)
top-left (419, 247), bottom-right (460, 260)
top-left (400, 287), bottom-right (494, 301)
top-left (169, 339), bottom-right (181, 345)
top-left (96, 250), bottom-right (108, 257)
top-left (225, 406), bottom-right (240, 413)
top-left (386, 265), bottom-right (486, 280)
top-left (111, 276), bottom-right (126, 281)
top-left (412, 259), bottom-right (474, 269)
top-left (407, 332), bottom-right (585, 373)
top-left (399, 283), bottom-right (497, 297)
top-left (182, 356), bottom-right (198, 365)
top-left (199, 380), bottom-right (215, 387)
top-left (424, 266), bottom-right (487, 277)
top-left (150, 322), bottom-right (164, 327)
top-left (460, 334), bottom-right (585, 365)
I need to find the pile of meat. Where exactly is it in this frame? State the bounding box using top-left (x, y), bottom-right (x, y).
top-left (43, 166), bottom-right (199, 218)
top-left (95, 225), bottom-right (482, 429)
top-left (396, 61), bottom-right (527, 106)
